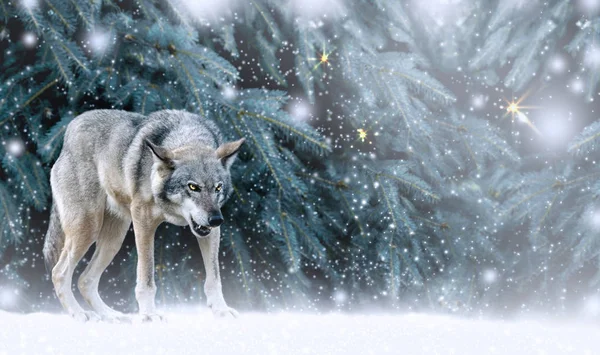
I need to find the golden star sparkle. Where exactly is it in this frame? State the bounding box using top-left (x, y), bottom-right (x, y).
top-left (309, 44), bottom-right (335, 71)
top-left (507, 102), bottom-right (519, 114)
top-left (502, 93), bottom-right (542, 136)
top-left (357, 128), bottom-right (367, 142)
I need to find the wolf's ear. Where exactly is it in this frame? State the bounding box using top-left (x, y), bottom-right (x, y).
top-left (146, 139), bottom-right (174, 168)
top-left (216, 138), bottom-right (245, 169)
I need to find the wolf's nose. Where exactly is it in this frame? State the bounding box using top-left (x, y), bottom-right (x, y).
top-left (208, 214), bottom-right (223, 227)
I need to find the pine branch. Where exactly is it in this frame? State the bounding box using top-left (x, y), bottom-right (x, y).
top-left (376, 65), bottom-right (456, 104)
top-left (251, 1), bottom-right (281, 42)
top-left (239, 110), bottom-right (330, 152)
top-left (20, 78), bottom-right (59, 110)
top-left (0, 183), bottom-right (23, 246)
top-left (568, 121), bottom-right (600, 155)
top-left (44, 0), bottom-right (76, 32)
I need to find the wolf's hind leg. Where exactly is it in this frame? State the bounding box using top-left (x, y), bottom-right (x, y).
top-left (78, 212), bottom-right (130, 322)
top-left (52, 216), bottom-right (100, 322)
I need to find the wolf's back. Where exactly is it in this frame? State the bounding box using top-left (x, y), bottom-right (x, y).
top-left (43, 201), bottom-right (64, 275)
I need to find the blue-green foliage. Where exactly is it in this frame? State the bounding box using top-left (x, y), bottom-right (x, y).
top-left (2, 153), bottom-right (48, 210)
top-left (569, 120), bottom-right (600, 156)
top-left (0, 0), bottom-right (334, 308)
top-left (197, 0), bottom-right (596, 311)
top-left (494, 161), bottom-right (600, 301)
top-left (0, 183), bottom-right (24, 251)
top-left (566, 18), bottom-right (600, 100)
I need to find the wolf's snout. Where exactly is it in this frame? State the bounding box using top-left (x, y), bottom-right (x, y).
top-left (208, 213), bottom-right (224, 227)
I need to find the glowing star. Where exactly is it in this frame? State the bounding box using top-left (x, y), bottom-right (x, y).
top-left (502, 93), bottom-right (542, 136)
top-left (309, 44), bottom-right (335, 71)
top-left (357, 128), bottom-right (367, 142)
top-left (507, 102), bottom-right (519, 114)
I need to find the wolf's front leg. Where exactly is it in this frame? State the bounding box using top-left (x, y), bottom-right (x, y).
top-left (197, 227), bottom-right (238, 318)
top-left (132, 212), bottom-right (163, 322)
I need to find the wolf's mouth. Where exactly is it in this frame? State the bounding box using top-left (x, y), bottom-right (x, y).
top-left (191, 219), bottom-right (211, 237)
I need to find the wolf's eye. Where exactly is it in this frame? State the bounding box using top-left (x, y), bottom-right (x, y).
top-left (188, 183), bottom-right (200, 192)
top-left (215, 183), bottom-right (223, 193)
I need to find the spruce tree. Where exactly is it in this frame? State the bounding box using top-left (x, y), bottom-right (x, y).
top-left (0, 0), bottom-right (599, 314)
top-left (187, 0), bottom-right (600, 311)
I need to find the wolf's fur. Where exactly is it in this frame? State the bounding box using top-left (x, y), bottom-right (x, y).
top-left (43, 109), bottom-right (244, 321)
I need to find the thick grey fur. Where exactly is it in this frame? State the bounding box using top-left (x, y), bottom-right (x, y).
top-left (43, 109), bottom-right (244, 322)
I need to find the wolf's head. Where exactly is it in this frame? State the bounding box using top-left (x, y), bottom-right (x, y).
top-left (146, 138), bottom-right (245, 238)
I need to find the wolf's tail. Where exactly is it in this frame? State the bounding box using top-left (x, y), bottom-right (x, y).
top-left (43, 201), bottom-right (64, 275)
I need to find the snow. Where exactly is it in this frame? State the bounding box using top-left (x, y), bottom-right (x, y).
top-left (0, 310), bottom-right (598, 354)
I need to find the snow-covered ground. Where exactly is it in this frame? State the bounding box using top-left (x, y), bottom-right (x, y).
top-left (0, 310), bottom-right (598, 354)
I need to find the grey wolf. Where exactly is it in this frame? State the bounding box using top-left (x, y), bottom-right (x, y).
top-left (43, 109), bottom-right (244, 321)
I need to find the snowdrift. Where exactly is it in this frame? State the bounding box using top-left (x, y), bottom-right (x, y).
top-left (0, 310), bottom-right (597, 354)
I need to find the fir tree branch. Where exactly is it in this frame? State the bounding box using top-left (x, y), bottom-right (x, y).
top-left (377, 171), bottom-right (440, 202)
top-left (221, 114), bottom-right (248, 204)
top-left (563, 172), bottom-right (600, 187)
top-left (412, 214), bottom-right (443, 228)
top-left (381, 78), bottom-right (412, 139)
top-left (13, 162), bottom-right (44, 208)
top-left (295, 172), bottom-right (359, 194)
top-left (226, 230), bottom-right (251, 299)
top-left (569, 131), bottom-right (600, 153)
top-left (113, 84), bottom-right (134, 108)
top-left (340, 192), bottom-right (365, 237)
top-left (0, 85), bottom-right (15, 115)
top-left (287, 217), bottom-right (325, 260)
top-left (40, 125), bottom-right (67, 159)
top-left (389, 243), bottom-right (397, 295)
top-left (57, 41), bottom-right (88, 73)
top-left (68, 0), bottom-right (92, 28)
top-left (173, 55), bottom-right (206, 117)
top-left (135, 1), bottom-right (161, 24)
top-left (397, 247), bottom-right (419, 284)
top-left (0, 0), bottom-right (8, 21)
top-left (48, 46), bottom-right (72, 83)
top-left (21, 6), bottom-right (42, 33)
top-left (530, 194), bottom-right (558, 244)
top-left (43, 0), bottom-right (74, 32)
top-left (377, 177), bottom-right (415, 235)
top-left (251, 1), bottom-right (280, 42)
top-left (256, 34), bottom-right (286, 86)
top-left (0, 186), bottom-right (20, 243)
top-left (279, 202), bottom-right (298, 269)
top-left (21, 78), bottom-right (59, 110)
top-left (376, 66), bottom-right (456, 103)
top-left (461, 138), bottom-right (479, 171)
top-left (177, 49), bottom-right (238, 79)
top-left (83, 68), bottom-right (105, 92)
top-left (504, 172), bottom-right (600, 215)
top-left (426, 117), bottom-right (516, 165)
top-left (239, 110), bottom-right (330, 151)
top-left (237, 114), bottom-right (284, 191)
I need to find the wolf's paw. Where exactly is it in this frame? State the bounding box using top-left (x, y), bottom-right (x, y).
top-left (210, 305), bottom-right (239, 319)
top-left (140, 313), bottom-right (166, 323)
top-left (72, 311), bottom-right (101, 322)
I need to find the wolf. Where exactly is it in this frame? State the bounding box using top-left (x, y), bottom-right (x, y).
top-left (42, 109), bottom-right (244, 322)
